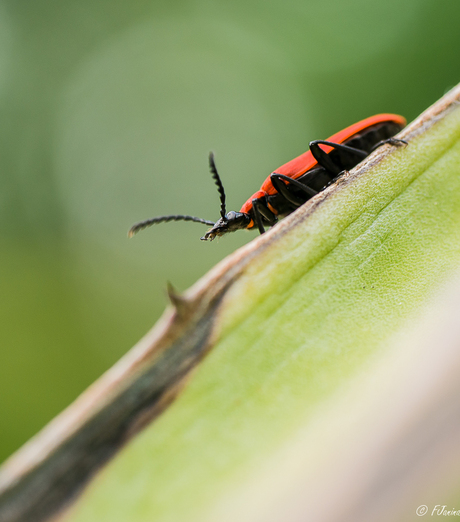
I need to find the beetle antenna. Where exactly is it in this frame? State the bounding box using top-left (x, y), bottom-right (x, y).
top-left (128, 215), bottom-right (215, 238)
top-left (209, 152), bottom-right (227, 220)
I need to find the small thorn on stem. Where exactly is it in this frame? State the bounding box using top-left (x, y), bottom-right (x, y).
top-left (166, 282), bottom-right (192, 316)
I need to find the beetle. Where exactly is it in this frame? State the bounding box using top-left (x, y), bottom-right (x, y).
top-left (129, 114), bottom-right (406, 241)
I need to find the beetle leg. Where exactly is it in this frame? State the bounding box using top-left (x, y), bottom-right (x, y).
top-left (270, 175), bottom-right (303, 208)
top-left (270, 173), bottom-right (318, 209)
top-left (370, 137), bottom-right (408, 152)
top-left (258, 202), bottom-right (277, 225)
top-left (252, 199), bottom-right (265, 234)
top-left (252, 199), bottom-right (273, 234)
top-left (309, 140), bottom-right (368, 175)
top-left (271, 173), bottom-right (318, 197)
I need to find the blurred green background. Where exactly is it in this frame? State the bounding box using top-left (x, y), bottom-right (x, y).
top-left (0, 0), bottom-right (459, 463)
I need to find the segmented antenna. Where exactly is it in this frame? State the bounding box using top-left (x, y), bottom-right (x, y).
top-left (208, 152), bottom-right (227, 220)
top-left (128, 215), bottom-right (214, 238)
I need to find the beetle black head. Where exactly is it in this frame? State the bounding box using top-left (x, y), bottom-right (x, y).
top-left (201, 211), bottom-right (250, 241)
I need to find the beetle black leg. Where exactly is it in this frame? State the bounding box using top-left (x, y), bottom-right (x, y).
top-left (270, 173), bottom-right (317, 208)
top-left (271, 173), bottom-right (318, 196)
top-left (252, 199), bottom-right (266, 234)
top-left (252, 199), bottom-right (276, 234)
top-left (257, 201), bottom-right (278, 226)
top-left (370, 137), bottom-right (408, 152)
top-left (270, 175), bottom-right (303, 208)
top-left (309, 140), bottom-right (368, 175)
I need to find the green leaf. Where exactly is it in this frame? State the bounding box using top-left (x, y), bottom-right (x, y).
top-left (69, 89), bottom-right (460, 521)
top-left (2, 87), bottom-right (460, 522)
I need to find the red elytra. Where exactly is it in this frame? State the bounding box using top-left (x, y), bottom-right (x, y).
top-left (240, 113), bottom-right (406, 216)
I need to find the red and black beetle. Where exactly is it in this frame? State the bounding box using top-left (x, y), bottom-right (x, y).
top-left (129, 114), bottom-right (406, 241)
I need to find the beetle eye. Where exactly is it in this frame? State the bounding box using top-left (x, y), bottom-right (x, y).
top-left (226, 211), bottom-right (237, 219)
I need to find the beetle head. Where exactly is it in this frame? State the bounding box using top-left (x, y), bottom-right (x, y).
top-left (201, 211), bottom-right (250, 241)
